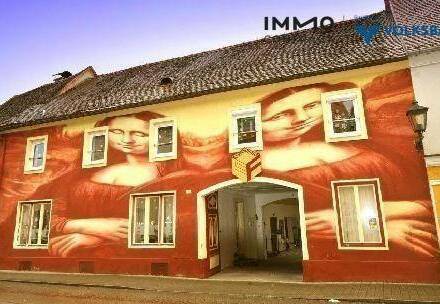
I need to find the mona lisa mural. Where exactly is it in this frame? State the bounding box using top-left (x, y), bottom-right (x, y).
top-left (0, 62), bottom-right (438, 283)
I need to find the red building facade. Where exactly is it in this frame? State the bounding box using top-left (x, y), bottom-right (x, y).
top-left (0, 5), bottom-right (439, 283)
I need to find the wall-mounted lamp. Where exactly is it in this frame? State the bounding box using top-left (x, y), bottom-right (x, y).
top-left (406, 100), bottom-right (429, 151)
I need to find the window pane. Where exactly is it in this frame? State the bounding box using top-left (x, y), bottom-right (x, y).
top-left (18, 204), bottom-right (32, 245)
top-left (40, 204), bottom-right (51, 245)
top-left (358, 185), bottom-right (382, 243)
top-left (91, 134), bottom-right (105, 161)
top-left (237, 117), bottom-right (256, 144)
top-left (134, 198), bottom-right (146, 244)
top-left (338, 186), bottom-right (360, 243)
top-left (32, 142), bottom-right (44, 168)
top-left (331, 100), bottom-right (357, 134)
top-left (30, 204), bottom-right (41, 245)
top-left (148, 197), bottom-right (160, 243)
top-left (157, 126), bottom-right (173, 154)
top-left (162, 196), bottom-right (174, 244)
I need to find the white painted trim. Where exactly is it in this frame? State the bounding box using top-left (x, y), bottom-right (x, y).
top-left (321, 88), bottom-right (368, 143)
top-left (331, 178), bottom-right (389, 251)
top-left (149, 117), bottom-right (178, 162)
top-left (23, 135), bottom-right (48, 174)
top-left (425, 156), bottom-right (440, 167)
top-left (196, 177), bottom-right (308, 260)
top-left (128, 191), bottom-right (176, 249)
top-left (429, 180), bottom-right (440, 250)
top-left (82, 126), bottom-right (109, 168)
top-left (13, 199), bottom-right (52, 249)
top-left (229, 103), bottom-right (263, 153)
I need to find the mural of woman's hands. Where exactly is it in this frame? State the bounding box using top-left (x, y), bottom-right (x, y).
top-left (49, 233), bottom-right (105, 257)
top-left (386, 219), bottom-right (439, 257)
top-left (384, 201), bottom-right (433, 221)
top-left (305, 209), bottom-right (335, 239)
top-left (63, 218), bottom-right (128, 242)
top-left (384, 201), bottom-right (439, 258)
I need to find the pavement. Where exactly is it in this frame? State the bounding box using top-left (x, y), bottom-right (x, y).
top-left (0, 270), bottom-right (439, 303)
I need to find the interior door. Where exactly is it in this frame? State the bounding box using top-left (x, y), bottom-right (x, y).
top-left (206, 191), bottom-right (221, 274)
top-left (270, 216), bottom-right (278, 254)
top-left (235, 201), bottom-right (245, 255)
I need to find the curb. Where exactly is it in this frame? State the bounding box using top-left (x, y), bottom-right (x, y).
top-left (1, 278), bottom-right (439, 303)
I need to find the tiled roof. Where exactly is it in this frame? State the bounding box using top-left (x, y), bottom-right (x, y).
top-left (0, 10), bottom-right (408, 131)
top-left (388, 0), bottom-right (440, 53)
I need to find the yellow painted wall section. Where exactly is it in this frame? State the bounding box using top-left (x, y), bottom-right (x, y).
top-left (428, 166), bottom-right (440, 180)
top-left (431, 184), bottom-right (440, 218)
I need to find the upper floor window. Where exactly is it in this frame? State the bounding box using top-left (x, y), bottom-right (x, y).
top-left (24, 135), bottom-right (48, 174)
top-left (129, 192), bottom-right (176, 247)
top-left (14, 200), bottom-right (52, 248)
top-left (229, 104), bottom-right (263, 152)
top-left (149, 117), bottom-right (177, 161)
top-left (321, 88), bottom-right (368, 142)
top-left (82, 127), bottom-right (108, 168)
top-left (332, 179), bottom-right (387, 250)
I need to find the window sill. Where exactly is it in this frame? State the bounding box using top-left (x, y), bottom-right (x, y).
top-left (338, 244), bottom-right (389, 250)
top-left (24, 168), bottom-right (45, 175)
top-left (149, 154), bottom-right (177, 162)
top-left (230, 143), bottom-right (263, 154)
top-left (128, 244), bottom-right (175, 249)
top-left (13, 245), bottom-right (49, 250)
top-left (325, 133), bottom-right (368, 143)
top-left (82, 161), bottom-right (107, 169)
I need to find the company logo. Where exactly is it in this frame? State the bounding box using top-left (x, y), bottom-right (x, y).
top-left (355, 24), bottom-right (381, 45)
top-left (264, 16), bottom-right (335, 31)
top-left (355, 23), bottom-right (440, 45)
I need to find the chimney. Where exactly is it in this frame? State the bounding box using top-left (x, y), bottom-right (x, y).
top-left (384, 0), bottom-right (392, 11)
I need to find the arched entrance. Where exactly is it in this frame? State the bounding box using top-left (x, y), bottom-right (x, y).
top-left (197, 177), bottom-right (308, 281)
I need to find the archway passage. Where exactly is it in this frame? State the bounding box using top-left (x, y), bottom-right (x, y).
top-left (199, 179), bottom-right (306, 282)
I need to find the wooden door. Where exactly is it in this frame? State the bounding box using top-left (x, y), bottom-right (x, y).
top-left (270, 216), bottom-right (278, 254)
top-left (206, 191), bottom-right (220, 274)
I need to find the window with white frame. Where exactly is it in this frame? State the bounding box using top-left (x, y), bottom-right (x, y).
top-left (229, 104), bottom-right (263, 152)
top-left (24, 135), bottom-right (48, 174)
top-left (82, 127), bottom-right (108, 168)
top-left (149, 118), bottom-right (177, 161)
top-left (332, 179), bottom-right (387, 249)
top-left (14, 200), bottom-right (51, 248)
top-left (129, 193), bottom-right (175, 247)
top-left (321, 88), bottom-right (368, 142)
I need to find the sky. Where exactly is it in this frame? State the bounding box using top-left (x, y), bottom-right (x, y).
top-left (0, 0), bottom-right (385, 102)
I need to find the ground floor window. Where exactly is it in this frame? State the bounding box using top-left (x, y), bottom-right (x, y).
top-left (14, 200), bottom-right (52, 248)
top-left (129, 192), bottom-right (176, 247)
top-left (332, 179), bottom-right (387, 249)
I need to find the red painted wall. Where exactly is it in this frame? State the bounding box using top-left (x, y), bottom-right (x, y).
top-left (0, 68), bottom-right (438, 282)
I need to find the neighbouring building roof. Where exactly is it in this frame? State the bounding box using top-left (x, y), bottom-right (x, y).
top-left (388, 0), bottom-right (440, 53)
top-left (0, 5), bottom-right (434, 132)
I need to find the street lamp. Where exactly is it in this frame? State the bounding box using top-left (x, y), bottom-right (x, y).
top-left (406, 100), bottom-right (429, 151)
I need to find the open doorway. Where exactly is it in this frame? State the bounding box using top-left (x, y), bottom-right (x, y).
top-left (204, 179), bottom-right (305, 282)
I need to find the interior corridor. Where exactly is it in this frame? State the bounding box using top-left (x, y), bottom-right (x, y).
top-left (210, 181), bottom-right (304, 282)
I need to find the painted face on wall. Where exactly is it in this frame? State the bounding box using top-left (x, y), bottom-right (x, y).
top-left (108, 116), bottom-right (150, 155)
top-left (262, 88), bottom-right (323, 143)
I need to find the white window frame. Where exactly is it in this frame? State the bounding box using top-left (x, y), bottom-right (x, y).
top-left (82, 126), bottom-right (109, 168)
top-left (331, 178), bottom-right (389, 250)
top-left (13, 199), bottom-right (52, 249)
top-left (321, 88), bottom-right (368, 142)
top-left (429, 180), bottom-right (440, 250)
top-left (128, 191), bottom-right (176, 248)
top-left (24, 135), bottom-right (48, 174)
top-left (229, 103), bottom-right (263, 153)
top-left (149, 117), bottom-right (177, 162)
